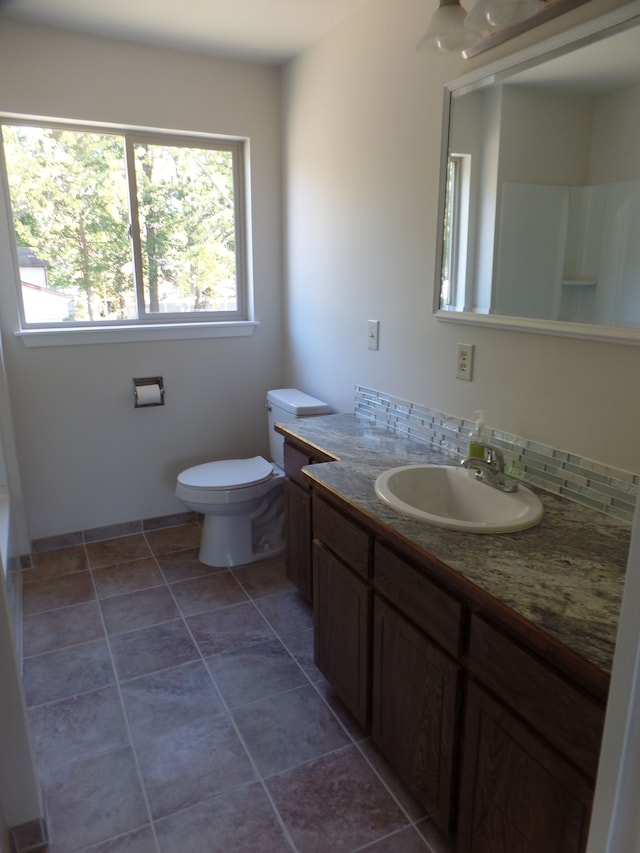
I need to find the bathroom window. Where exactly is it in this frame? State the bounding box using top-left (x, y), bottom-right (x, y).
top-left (1, 121), bottom-right (250, 332)
top-left (440, 153), bottom-right (470, 313)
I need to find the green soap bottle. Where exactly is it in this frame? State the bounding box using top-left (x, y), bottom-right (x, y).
top-left (468, 410), bottom-right (487, 460)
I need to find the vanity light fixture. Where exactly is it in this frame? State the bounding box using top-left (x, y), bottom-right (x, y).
top-left (464, 0), bottom-right (541, 32)
top-left (416, 0), bottom-right (479, 53)
top-left (418, 0), bottom-right (541, 54)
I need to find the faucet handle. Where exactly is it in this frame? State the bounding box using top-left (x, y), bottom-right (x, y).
top-left (485, 445), bottom-right (504, 470)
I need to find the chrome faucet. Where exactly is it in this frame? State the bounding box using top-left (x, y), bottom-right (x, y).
top-left (461, 445), bottom-right (518, 493)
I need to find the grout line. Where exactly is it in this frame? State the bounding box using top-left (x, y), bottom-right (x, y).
top-left (85, 547), bottom-right (162, 853)
top-left (24, 533), bottom-right (432, 851)
top-left (350, 827), bottom-right (430, 851)
top-left (164, 576), bottom-right (300, 852)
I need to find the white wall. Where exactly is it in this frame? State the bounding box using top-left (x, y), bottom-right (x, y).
top-left (0, 20), bottom-right (285, 540)
top-left (282, 0), bottom-right (640, 474)
top-left (591, 83), bottom-right (640, 182)
top-left (499, 86), bottom-right (593, 184)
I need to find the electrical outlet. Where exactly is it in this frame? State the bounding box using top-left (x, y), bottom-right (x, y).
top-left (368, 320), bottom-right (379, 351)
top-left (456, 343), bottom-right (474, 381)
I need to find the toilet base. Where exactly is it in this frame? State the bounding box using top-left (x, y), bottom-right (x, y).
top-left (198, 515), bottom-right (285, 567)
top-left (197, 480), bottom-right (285, 568)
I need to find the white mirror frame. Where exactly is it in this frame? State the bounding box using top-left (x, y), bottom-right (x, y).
top-left (433, 0), bottom-right (640, 346)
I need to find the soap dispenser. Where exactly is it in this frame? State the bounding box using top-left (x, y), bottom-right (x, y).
top-left (468, 410), bottom-right (488, 461)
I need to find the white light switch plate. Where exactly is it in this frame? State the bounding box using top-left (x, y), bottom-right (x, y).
top-left (368, 320), bottom-right (379, 351)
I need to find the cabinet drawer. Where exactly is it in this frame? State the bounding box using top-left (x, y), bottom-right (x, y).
top-left (284, 442), bottom-right (314, 489)
top-left (374, 543), bottom-right (462, 657)
top-left (313, 496), bottom-right (371, 579)
top-left (467, 615), bottom-right (604, 779)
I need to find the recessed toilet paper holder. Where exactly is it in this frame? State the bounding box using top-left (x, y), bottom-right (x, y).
top-left (133, 376), bottom-right (165, 408)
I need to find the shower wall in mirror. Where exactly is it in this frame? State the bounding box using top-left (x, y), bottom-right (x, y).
top-left (435, 1), bottom-right (640, 343)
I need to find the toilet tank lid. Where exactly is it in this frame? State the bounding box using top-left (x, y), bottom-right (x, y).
top-left (177, 456), bottom-right (274, 489)
top-left (267, 388), bottom-right (330, 416)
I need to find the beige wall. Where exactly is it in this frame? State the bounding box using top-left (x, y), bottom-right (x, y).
top-left (0, 20), bottom-right (284, 540)
top-left (283, 0), bottom-right (640, 473)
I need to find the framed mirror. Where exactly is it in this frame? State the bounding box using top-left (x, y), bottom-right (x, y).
top-left (434, 1), bottom-right (640, 344)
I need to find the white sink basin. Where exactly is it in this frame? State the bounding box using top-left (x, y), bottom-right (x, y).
top-left (374, 464), bottom-right (544, 533)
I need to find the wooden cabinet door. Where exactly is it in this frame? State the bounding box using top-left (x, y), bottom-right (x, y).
top-left (285, 479), bottom-right (313, 601)
top-left (372, 597), bottom-right (460, 835)
top-left (457, 681), bottom-right (593, 853)
top-left (313, 540), bottom-right (371, 728)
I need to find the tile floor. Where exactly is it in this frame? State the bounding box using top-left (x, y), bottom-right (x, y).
top-left (21, 523), bottom-right (452, 852)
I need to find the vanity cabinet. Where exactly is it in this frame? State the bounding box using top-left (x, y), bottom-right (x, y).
top-left (457, 615), bottom-right (603, 853)
top-left (306, 484), bottom-right (605, 853)
top-left (372, 597), bottom-right (460, 835)
top-left (282, 439), bottom-right (334, 601)
top-left (372, 542), bottom-right (463, 834)
top-left (278, 428), bottom-right (608, 853)
top-left (312, 497), bottom-right (462, 832)
top-left (458, 682), bottom-right (593, 853)
top-left (312, 495), bottom-right (372, 729)
top-left (313, 542), bottom-right (371, 728)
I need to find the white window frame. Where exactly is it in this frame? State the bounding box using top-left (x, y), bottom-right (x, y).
top-left (441, 153), bottom-right (471, 313)
top-left (0, 117), bottom-right (257, 347)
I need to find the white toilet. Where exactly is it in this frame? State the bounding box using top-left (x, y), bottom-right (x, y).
top-left (176, 388), bottom-right (330, 567)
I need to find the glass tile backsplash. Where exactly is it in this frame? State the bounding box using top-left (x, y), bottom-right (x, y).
top-left (354, 386), bottom-right (637, 523)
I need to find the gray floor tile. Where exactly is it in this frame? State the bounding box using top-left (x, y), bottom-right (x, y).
top-left (42, 747), bottom-right (148, 853)
top-left (155, 548), bottom-right (213, 584)
top-left (232, 683), bottom-right (350, 777)
top-left (92, 557), bottom-right (164, 599)
top-left (280, 626), bottom-right (323, 682)
top-left (232, 556), bottom-right (295, 600)
top-left (74, 825), bottom-right (158, 853)
top-left (23, 601), bottom-right (104, 658)
top-left (186, 602), bottom-right (275, 656)
top-left (28, 685), bottom-right (129, 774)
top-left (100, 586), bottom-right (180, 635)
top-left (120, 660), bottom-right (224, 736)
top-left (206, 638), bottom-right (306, 708)
top-left (23, 639), bottom-right (115, 707)
top-left (144, 523), bottom-right (201, 556)
top-left (253, 590), bottom-right (313, 636)
top-left (363, 826), bottom-right (431, 851)
top-left (24, 545), bottom-right (88, 583)
top-left (20, 526), bottom-right (432, 853)
top-left (22, 571), bottom-right (95, 616)
top-left (170, 571), bottom-right (248, 617)
top-left (86, 534), bottom-right (152, 570)
top-left (155, 783), bottom-right (292, 852)
top-left (133, 712), bottom-right (256, 819)
top-left (109, 620), bottom-right (199, 681)
top-left (266, 745), bottom-right (408, 852)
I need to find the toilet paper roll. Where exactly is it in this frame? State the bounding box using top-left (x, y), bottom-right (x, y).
top-left (135, 383), bottom-right (162, 406)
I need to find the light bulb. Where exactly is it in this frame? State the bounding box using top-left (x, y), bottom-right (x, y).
top-left (417, 0), bottom-right (479, 53)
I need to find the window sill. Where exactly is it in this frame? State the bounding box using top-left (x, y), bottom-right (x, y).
top-left (15, 320), bottom-right (259, 348)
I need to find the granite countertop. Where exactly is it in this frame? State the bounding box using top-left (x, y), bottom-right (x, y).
top-left (279, 413), bottom-right (631, 674)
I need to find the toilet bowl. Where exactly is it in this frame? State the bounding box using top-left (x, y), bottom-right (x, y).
top-left (176, 389), bottom-right (330, 567)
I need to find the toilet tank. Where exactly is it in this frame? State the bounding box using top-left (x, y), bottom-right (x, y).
top-left (267, 388), bottom-right (330, 469)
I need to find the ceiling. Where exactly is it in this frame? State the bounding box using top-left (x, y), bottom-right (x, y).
top-left (0, 0), bottom-right (370, 64)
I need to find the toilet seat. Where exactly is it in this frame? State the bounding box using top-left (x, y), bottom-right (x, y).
top-left (177, 455), bottom-right (274, 491)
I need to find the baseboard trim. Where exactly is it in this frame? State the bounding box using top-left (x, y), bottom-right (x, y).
top-left (10, 818), bottom-right (48, 853)
top-left (31, 510), bottom-right (198, 555)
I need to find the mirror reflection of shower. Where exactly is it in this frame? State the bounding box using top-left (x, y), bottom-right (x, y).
top-left (436, 11), bottom-right (640, 339)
